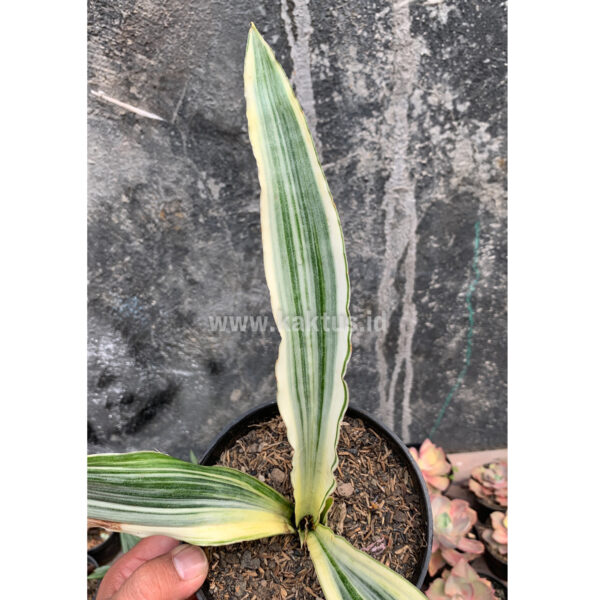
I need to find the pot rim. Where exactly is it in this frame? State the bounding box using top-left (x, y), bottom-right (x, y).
top-left (87, 529), bottom-right (121, 565)
top-left (199, 400), bottom-right (433, 589)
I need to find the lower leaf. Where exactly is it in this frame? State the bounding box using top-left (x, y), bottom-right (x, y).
top-left (307, 525), bottom-right (427, 600)
top-left (88, 452), bottom-right (295, 545)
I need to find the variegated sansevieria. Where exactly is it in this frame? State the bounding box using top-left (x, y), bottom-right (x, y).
top-left (88, 452), bottom-right (294, 545)
top-left (86, 24), bottom-right (428, 600)
top-left (244, 23), bottom-right (351, 528)
top-left (307, 525), bottom-right (427, 600)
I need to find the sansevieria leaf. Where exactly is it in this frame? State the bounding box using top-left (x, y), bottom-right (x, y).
top-left (307, 525), bottom-right (427, 600)
top-left (88, 452), bottom-right (295, 545)
top-left (244, 24), bottom-right (351, 527)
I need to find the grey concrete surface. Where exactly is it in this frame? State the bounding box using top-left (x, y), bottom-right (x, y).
top-left (88, 0), bottom-right (507, 457)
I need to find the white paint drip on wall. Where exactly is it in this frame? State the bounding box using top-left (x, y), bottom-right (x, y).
top-left (281, 0), bottom-right (322, 155)
top-left (375, 1), bottom-right (420, 439)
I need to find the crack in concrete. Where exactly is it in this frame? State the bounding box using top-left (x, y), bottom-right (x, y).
top-left (281, 0), bottom-right (322, 155)
top-left (375, 1), bottom-right (420, 439)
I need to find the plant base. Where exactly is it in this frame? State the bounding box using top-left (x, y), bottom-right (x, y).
top-left (200, 413), bottom-right (428, 600)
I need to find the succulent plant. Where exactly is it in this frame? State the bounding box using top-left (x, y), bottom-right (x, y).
top-left (409, 439), bottom-right (452, 495)
top-left (469, 461), bottom-right (507, 507)
top-left (429, 495), bottom-right (484, 576)
top-left (481, 511), bottom-right (508, 559)
top-left (425, 560), bottom-right (498, 600)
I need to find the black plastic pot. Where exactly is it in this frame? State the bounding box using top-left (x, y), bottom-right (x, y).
top-left (199, 401), bottom-right (432, 591)
top-left (474, 522), bottom-right (508, 582)
top-left (88, 529), bottom-right (121, 566)
top-left (483, 547), bottom-right (507, 582)
top-left (87, 554), bottom-right (99, 576)
top-left (470, 491), bottom-right (506, 524)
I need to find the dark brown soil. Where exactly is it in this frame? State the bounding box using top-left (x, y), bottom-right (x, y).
top-left (204, 415), bottom-right (427, 600)
top-left (87, 578), bottom-right (100, 600)
top-left (88, 527), bottom-right (110, 550)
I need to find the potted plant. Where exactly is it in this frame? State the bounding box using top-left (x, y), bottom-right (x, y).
top-left (424, 560), bottom-right (502, 600)
top-left (468, 461), bottom-right (507, 522)
top-left (428, 496), bottom-right (484, 577)
top-left (88, 24), bottom-right (432, 600)
top-left (196, 402), bottom-right (432, 598)
top-left (478, 512), bottom-right (507, 581)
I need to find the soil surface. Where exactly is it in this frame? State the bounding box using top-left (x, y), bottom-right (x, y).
top-left (203, 415), bottom-right (427, 600)
top-left (88, 578), bottom-right (100, 600)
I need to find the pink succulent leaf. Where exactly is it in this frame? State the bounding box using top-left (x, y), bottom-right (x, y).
top-left (490, 511), bottom-right (506, 529)
top-left (482, 527), bottom-right (508, 557)
top-left (492, 528), bottom-right (507, 546)
top-left (468, 478), bottom-right (488, 501)
top-left (443, 575), bottom-right (473, 599)
top-left (433, 561), bottom-right (499, 600)
top-left (448, 500), bottom-right (477, 536)
top-left (481, 529), bottom-right (493, 545)
top-left (440, 546), bottom-right (465, 567)
top-left (427, 475), bottom-right (451, 493)
top-left (431, 494), bottom-right (450, 512)
top-left (420, 441), bottom-right (452, 476)
top-left (420, 438), bottom-right (435, 453)
top-left (471, 581), bottom-right (498, 600)
top-left (428, 549), bottom-right (446, 577)
top-left (481, 467), bottom-right (506, 486)
top-left (457, 536), bottom-right (485, 555)
top-left (440, 568), bottom-right (452, 581)
top-left (490, 512), bottom-right (508, 545)
top-left (425, 578), bottom-right (447, 600)
top-left (433, 495), bottom-right (479, 559)
top-left (471, 462), bottom-right (507, 509)
top-left (450, 560), bottom-right (479, 582)
top-left (413, 440), bottom-right (452, 494)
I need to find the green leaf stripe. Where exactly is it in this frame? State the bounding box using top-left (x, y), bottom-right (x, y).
top-left (88, 452), bottom-right (294, 545)
top-left (245, 24), bottom-right (351, 526)
top-left (307, 525), bottom-right (427, 600)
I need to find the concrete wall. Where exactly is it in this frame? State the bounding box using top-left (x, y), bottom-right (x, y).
top-left (88, 0), bottom-right (507, 457)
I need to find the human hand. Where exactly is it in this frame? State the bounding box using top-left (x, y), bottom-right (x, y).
top-left (96, 535), bottom-right (208, 600)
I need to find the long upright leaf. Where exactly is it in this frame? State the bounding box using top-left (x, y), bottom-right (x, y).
top-left (307, 525), bottom-right (427, 600)
top-left (244, 24), bottom-right (351, 526)
top-left (88, 452), bottom-right (295, 545)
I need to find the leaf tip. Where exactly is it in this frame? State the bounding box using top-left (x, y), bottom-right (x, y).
top-left (248, 22), bottom-right (261, 39)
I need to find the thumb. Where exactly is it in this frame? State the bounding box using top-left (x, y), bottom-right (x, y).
top-left (112, 543), bottom-right (208, 600)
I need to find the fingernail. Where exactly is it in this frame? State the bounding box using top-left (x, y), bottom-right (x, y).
top-left (172, 544), bottom-right (207, 580)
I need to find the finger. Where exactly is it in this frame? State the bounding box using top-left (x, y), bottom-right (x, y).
top-left (98, 535), bottom-right (180, 599)
top-left (112, 543), bottom-right (208, 600)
